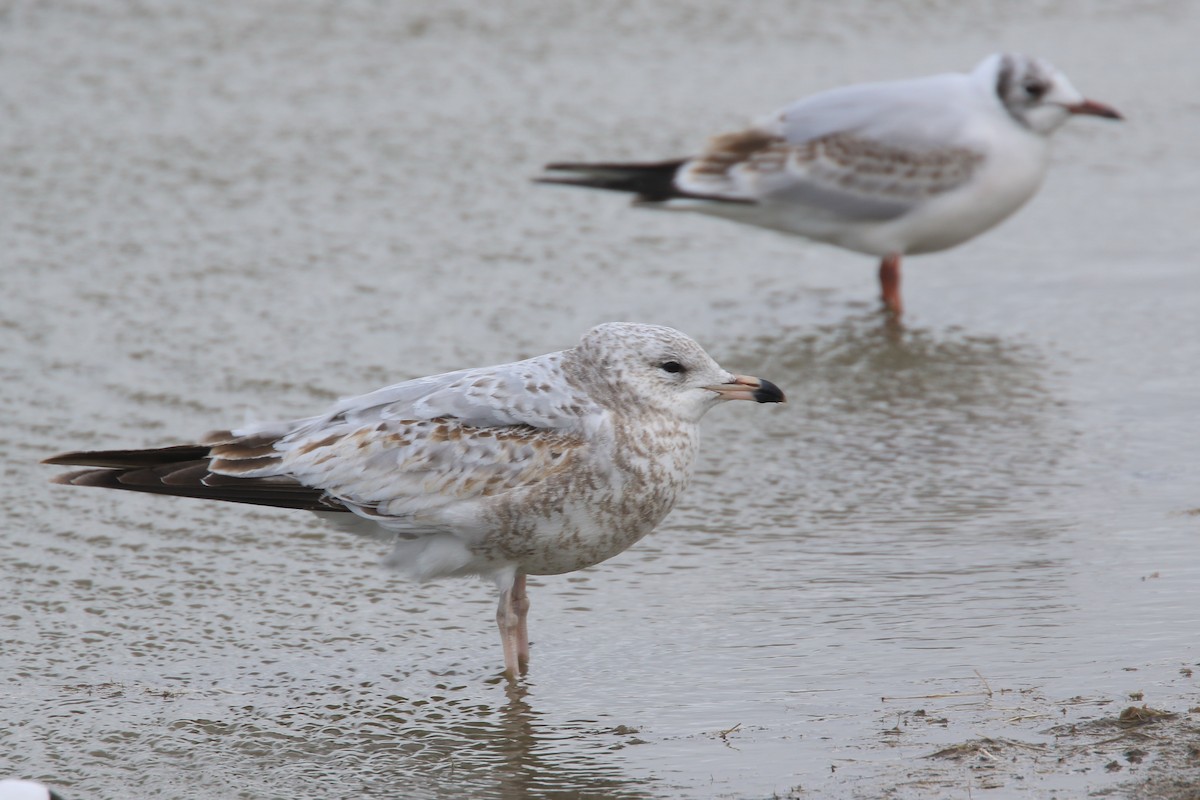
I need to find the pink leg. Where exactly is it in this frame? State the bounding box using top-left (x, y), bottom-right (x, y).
top-left (879, 253), bottom-right (903, 318)
top-left (496, 573), bottom-right (531, 678)
top-left (512, 573), bottom-right (531, 669)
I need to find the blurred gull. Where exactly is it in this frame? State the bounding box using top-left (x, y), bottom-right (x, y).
top-left (45, 323), bottom-right (784, 677)
top-left (0, 781), bottom-right (66, 800)
top-left (540, 53), bottom-right (1121, 317)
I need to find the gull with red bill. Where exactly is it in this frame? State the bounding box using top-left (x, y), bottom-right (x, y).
top-left (44, 323), bottom-right (784, 678)
top-left (540, 53), bottom-right (1122, 317)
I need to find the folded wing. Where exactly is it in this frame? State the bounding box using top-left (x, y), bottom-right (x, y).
top-left (45, 353), bottom-right (597, 533)
top-left (675, 128), bottom-right (985, 223)
top-left (540, 71), bottom-right (987, 225)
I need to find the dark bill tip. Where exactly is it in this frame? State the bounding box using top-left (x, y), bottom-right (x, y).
top-left (753, 378), bottom-right (786, 404)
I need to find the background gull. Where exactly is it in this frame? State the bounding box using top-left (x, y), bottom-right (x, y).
top-left (539, 52), bottom-right (1121, 318)
top-left (0, 782), bottom-right (66, 800)
top-left (44, 323), bottom-right (784, 678)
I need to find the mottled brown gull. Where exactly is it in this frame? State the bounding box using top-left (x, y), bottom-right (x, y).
top-left (45, 322), bottom-right (785, 677)
top-left (539, 53), bottom-right (1121, 317)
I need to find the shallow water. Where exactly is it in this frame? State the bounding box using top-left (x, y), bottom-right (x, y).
top-left (2, 2), bottom-right (1199, 798)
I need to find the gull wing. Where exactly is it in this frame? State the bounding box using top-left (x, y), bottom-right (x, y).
top-left (771, 72), bottom-right (978, 149)
top-left (675, 128), bottom-right (985, 223)
top-left (674, 72), bottom-right (986, 222)
top-left (47, 352), bottom-right (599, 533)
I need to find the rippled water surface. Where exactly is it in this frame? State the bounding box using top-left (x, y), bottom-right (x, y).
top-left (3, 2), bottom-right (1198, 798)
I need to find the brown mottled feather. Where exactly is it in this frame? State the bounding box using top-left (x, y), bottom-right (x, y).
top-left (207, 434), bottom-right (284, 460)
top-left (681, 130), bottom-right (984, 202)
top-left (688, 129), bottom-right (784, 176)
top-left (209, 454), bottom-right (285, 475)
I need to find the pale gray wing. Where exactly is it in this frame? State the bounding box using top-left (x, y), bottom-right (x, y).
top-left (230, 350), bottom-right (587, 441)
top-left (202, 351), bottom-right (600, 533)
top-left (771, 72), bottom-right (976, 148)
top-left (674, 72), bottom-right (985, 222)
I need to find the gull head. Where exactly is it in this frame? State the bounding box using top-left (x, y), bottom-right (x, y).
top-left (978, 53), bottom-right (1122, 136)
top-left (573, 323), bottom-right (785, 423)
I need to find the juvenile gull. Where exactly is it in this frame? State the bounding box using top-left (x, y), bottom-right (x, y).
top-left (539, 53), bottom-right (1121, 317)
top-left (45, 323), bottom-right (784, 677)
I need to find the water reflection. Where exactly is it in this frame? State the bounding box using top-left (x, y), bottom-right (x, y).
top-left (693, 310), bottom-right (1076, 539)
top-left (490, 682), bottom-right (649, 800)
top-left (632, 312), bottom-right (1086, 683)
top-left (159, 680), bottom-right (652, 800)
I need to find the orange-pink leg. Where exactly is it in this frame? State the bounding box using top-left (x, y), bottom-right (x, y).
top-left (512, 573), bottom-right (530, 668)
top-left (497, 573), bottom-right (531, 678)
top-left (879, 253), bottom-right (903, 318)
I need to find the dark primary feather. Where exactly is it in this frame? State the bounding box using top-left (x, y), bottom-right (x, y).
top-left (537, 160), bottom-right (753, 205)
top-left (43, 444), bottom-right (350, 512)
top-left (42, 444), bottom-right (211, 469)
top-left (537, 160), bottom-right (685, 200)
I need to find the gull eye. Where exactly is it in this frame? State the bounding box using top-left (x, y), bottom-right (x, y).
top-left (1023, 80), bottom-right (1048, 99)
top-left (660, 361), bottom-right (685, 374)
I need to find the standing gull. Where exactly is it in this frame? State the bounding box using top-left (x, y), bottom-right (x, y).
top-left (45, 323), bottom-right (784, 677)
top-left (539, 53), bottom-right (1121, 317)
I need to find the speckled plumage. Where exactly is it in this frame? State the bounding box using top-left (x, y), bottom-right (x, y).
top-left (45, 323), bottom-right (785, 676)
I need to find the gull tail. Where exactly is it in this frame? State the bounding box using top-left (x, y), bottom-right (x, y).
top-left (536, 159), bottom-right (754, 206)
top-left (535, 160), bottom-right (689, 202)
top-left (43, 440), bottom-right (347, 512)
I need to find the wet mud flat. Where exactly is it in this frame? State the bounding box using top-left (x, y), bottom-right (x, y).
top-left (887, 696), bottom-right (1196, 799)
top-left (854, 681), bottom-right (1200, 800)
top-left (40, 661), bottom-right (1200, 800)
top-left (751, 664), bottom-right (1200, 799)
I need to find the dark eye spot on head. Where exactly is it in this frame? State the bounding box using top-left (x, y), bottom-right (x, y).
top-left (1023, 80), bottom-right (1048, 99)
top-left (995, 54), bottom-right (1015, 103)
top-left (660, 361), bottom-right (685, 374)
